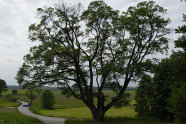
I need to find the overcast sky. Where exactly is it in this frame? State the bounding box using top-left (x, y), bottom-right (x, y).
top-left (0, 0), bottom-right (185, 86)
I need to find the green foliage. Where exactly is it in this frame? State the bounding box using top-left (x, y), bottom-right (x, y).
top-left (168, 82), bottom-right (186, 123)
top-left (151, 51), bottom-right (186, 119)
top-left (175, 14), bottom-right (186, 51)
top-left (0, 79), bottom-right (7, 96)
top-left (152, 58), bottom-right (174, 119)
top-left (134, 74), bottom-right (153, 117)
top-left (8, 95), bottom-right (17, 102)
top-left (12, 89), bottom-right (17, 95)
top-left (134, 51), bottom-right (186, 120)
top-left (112, 92), bottom-right (130, 108)
top-left (41, 90), bottom-right (55, 109)
top-left (167, 15), bottom-right (186, 123)
top-left (26, 88), bottom-right (41, 104)
top-left (0, 98), bottom-right (19, 107)
top-left (150, 14), bottom-right (186, 120)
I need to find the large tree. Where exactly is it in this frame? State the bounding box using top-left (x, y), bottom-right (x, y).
top-left (0, 79), bottom-right (7, 96)
top-left (16, 1), bottom-right (170, 121)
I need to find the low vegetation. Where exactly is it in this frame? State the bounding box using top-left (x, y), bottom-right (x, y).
top-left (0, 98), bottom-right (19, 107)
top-left (0, 98), bottom-right (43, 124)
top-left (41, 90), bottom-right (55, 109)
top-left (0, 109), bottom-right (44, 124)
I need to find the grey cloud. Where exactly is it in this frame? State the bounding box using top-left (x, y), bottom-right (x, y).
top-left (0, 24), bottom-right (16, 36)
top-left (0, 0), bottom-right (185, 85)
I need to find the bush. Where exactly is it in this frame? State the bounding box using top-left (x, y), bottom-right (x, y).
top-left (112, 92), bottom-right (131, 108)
top-left (41, 90), bottom-right (55, 109)
top-left (168, 82), bottom-right (186, 123)
top-left (134, 74), bottom-right (153, 117)
top-left (8, 95), bottom-right (17, 102)
top-left (12, 89), bottom-right (17, 95)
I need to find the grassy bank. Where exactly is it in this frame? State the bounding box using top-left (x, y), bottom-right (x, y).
top-left (0, 98), bottom-right (43, 124)
top-left (0, 98), bottom-right (19, 107)
top-left (65, 117), bottom-right (167, 124)
top-left (0, 108), bottom-right (43, 124)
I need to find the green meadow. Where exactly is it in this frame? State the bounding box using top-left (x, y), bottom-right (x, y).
top-left (1, 90), bottom-right (169, 124)
top-left (0, 98), bottom-right (19, 107)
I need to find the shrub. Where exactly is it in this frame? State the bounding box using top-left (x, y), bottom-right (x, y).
top-left (41, 90), bottom-right (55, 109)
top-left (112, 92), bottom-right (131, 108)
top-left (168, 82), bottom-right (186, 123)
top-left (134, 74), bottom-right (153, 117)
top-left (12, 89), bottom-right (17, 95)
top-left (8, 95), bottom-right (17, 102)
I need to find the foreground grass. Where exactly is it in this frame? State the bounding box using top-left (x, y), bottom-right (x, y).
top-left (65, 117), bottom-right (167, 124)
top-left (0, 98), bottom-right (19, 107)
top-left (0, 108), bottom-right (44, 124)
top-left (0, 98), bottom-right (43, 124)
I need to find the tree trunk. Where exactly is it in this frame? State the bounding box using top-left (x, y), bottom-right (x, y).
top-left (91, 108), bottom-right (106, 122)
top-left (30, 99), bottom-right (32, 105)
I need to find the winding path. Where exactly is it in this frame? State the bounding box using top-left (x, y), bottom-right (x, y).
top-left (17, 101), bottom-right (66, 124)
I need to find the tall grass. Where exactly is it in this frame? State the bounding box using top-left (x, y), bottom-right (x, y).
top-left (0, 98), bottom-right (19, 107)
top-left (0, 98), bottom-right (43, 124)
top-left (0, 111), bottom-right (44, 124)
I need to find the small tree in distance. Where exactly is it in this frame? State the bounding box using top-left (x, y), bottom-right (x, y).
top-left (0, 79), bottom-right (7, 96)
top-left (41, 90), bottom-right (55, 109)
top-left (12, 89), bottom-right (17, 95)
top-left (26, 87), bottom-right (41, 105)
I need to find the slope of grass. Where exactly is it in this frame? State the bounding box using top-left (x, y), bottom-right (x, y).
top-left (65, 117), bottom-right (167, 124)
top-left (0, 108), bottom-right (44, 124)
top-left (0, 98), bottom-right (44, 124)
top-left (0, 98), bottom-right (19, 107)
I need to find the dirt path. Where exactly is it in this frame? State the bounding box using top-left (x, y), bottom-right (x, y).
top-left (17, 101), bottom-right (66, 124)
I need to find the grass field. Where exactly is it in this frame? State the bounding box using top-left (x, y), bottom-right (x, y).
top-left (65, 117), bottom-right (167, 124)
top-left (2, 90), bottom-right (137, 118)
top-left (0, 98), bottom-right (19, 107)
top-left (0, 98), bottom-right (44, 124)
top-left (2, 90), bottom-right (170, 124)
top-left (39, 105), bottom-right (136, 119)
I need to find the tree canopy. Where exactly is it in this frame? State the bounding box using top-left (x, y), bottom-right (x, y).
top-left (16, 1), bottom-right (170, 121)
